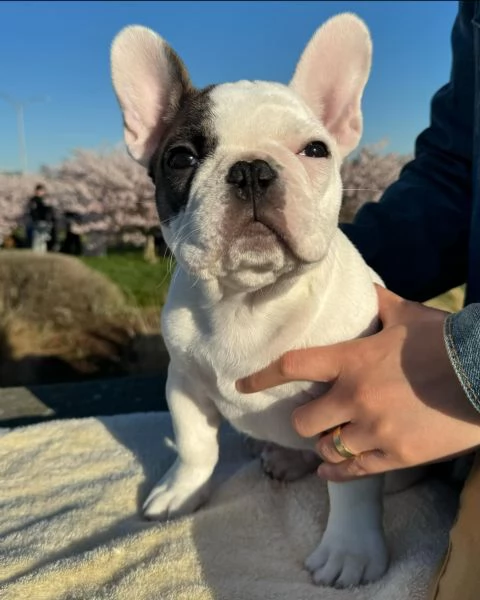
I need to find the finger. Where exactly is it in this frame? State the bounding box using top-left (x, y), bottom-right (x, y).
top-left (315, 423), bottom-right (373, 464)
top-left (317, 449), bottom-right (397, 482)
top-left (291, 391), bottom-right (354, 438)
top-left (236, 344), bottom-right (348, 394)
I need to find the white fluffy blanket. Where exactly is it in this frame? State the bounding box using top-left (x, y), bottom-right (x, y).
top-left (0, 413), bottom-right (458, 599)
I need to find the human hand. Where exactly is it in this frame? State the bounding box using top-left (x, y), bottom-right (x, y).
top-left (236, 286), bottom-right (480, 481)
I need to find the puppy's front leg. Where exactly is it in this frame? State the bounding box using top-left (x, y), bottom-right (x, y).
top-left (306, 476), bottom-right (388, 588)
top-left (143, 367), bottom-right (221, 521)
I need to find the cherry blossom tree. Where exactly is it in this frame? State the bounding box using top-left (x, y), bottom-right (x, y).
top-left (0, 171), bottom-right (40, 243)
top-left (42, 146), bottom-right (159, 254)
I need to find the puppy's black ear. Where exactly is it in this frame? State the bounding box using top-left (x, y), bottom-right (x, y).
top-left (110, 25), bottom-right (192, 166)
top-left (290, 14), bottom-right (372, 159)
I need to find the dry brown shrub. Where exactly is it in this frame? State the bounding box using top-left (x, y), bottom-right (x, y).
top-left (0, 250), bottom-right (168, 386)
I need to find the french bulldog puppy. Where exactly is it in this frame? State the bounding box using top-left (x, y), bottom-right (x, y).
top-left (110, 13), bottom-right (391, 587)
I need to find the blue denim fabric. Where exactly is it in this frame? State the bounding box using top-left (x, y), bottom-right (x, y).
top-left (445, 305), bottom-right (480, 412)
top-left (341, 1), bottom-right (480, 411)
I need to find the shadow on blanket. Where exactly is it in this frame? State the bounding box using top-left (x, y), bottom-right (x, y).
top-left (103, 415), bottom-right (461, 600)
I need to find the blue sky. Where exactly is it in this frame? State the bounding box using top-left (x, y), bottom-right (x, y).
top-left (0, 0), bottom-right (458, 173)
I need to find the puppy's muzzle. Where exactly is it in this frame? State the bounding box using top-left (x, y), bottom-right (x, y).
top-left (226, 159), bottom-right (277, 215)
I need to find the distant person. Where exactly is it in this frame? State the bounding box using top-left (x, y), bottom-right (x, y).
top-left (26, 184), bottom-right (57, 252)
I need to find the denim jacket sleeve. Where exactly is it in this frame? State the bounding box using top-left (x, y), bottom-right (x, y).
top-left (340, 1), bottom-right (474, 303)
top-left (445, 304), bottom-right (480, 413)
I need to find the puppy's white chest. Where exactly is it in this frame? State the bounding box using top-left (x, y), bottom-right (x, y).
top-left (162, 277), bottom-right (329, 450)
top-left (162, 248), bottom-right (380, 451)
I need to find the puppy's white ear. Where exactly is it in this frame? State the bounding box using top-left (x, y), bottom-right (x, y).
top-left (290, 13), bottom-right (372, 158)
top-left (110, 25), bottom-right (192, 166)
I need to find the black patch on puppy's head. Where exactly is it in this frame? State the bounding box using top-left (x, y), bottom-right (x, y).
top-left (149, 85), bottom-right (218, 223)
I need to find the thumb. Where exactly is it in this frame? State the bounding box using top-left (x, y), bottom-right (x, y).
top-left (375, 284), bottom-right (411, 327)
top-left (375, 284), bottom-right (446, 327)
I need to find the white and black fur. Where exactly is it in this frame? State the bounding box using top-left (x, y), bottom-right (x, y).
top-left (110, 14), bottom-right (396, 587)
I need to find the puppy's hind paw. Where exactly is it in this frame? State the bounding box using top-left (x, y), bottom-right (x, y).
top-left (260, 443), bottom-right (320, 482)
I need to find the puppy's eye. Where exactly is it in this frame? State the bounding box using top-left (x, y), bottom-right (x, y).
top-left (167, 147), bottom-right (198, 169)
top-left (300, 141), bottom-right (330, 158)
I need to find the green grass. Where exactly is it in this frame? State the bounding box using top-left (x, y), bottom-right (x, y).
top-left (80, 252), bottom-right (173, 308)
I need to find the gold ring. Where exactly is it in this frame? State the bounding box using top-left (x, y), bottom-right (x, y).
top-left (332, 426), bottom-right (357, 459)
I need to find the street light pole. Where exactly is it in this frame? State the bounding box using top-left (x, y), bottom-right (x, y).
top-left (0, 93), bottom-right (49, 173)
top-left (16, 103), bottom-right (27, 173)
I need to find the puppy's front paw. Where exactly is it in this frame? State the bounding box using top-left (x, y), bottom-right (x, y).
top-left (261, 443), bottom-right (320, 482)
top-left (143, 464), bottom-right (212, 521)
top-left (305, 528), bottom-right (388, 588)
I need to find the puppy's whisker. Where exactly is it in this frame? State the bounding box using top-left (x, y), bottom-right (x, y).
top-left (190, 273), bottom-right (201, 290)
top-left (341, 188), bottom-right (382, 192)
top-left (168, 219), bottom-right (201, 247)
top-left (154, 223), bottom-right (200, 294)
top-left (168, 220), bottom-right (191, 247)
top-left (161, 214), bottom-right (180, 228)
top-left (169, 225), bottom-right (203, 253)
top-left (170, 266), bottom-right (182, 290)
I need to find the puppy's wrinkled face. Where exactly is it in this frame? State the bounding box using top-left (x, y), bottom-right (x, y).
top-left (111, 14), bottom-right (372, 291)
top-left (150, 81), bottom-right (341, 290)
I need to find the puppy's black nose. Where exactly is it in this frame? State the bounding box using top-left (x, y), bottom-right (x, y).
top-left (226, 159), bottom-right (277, 191)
